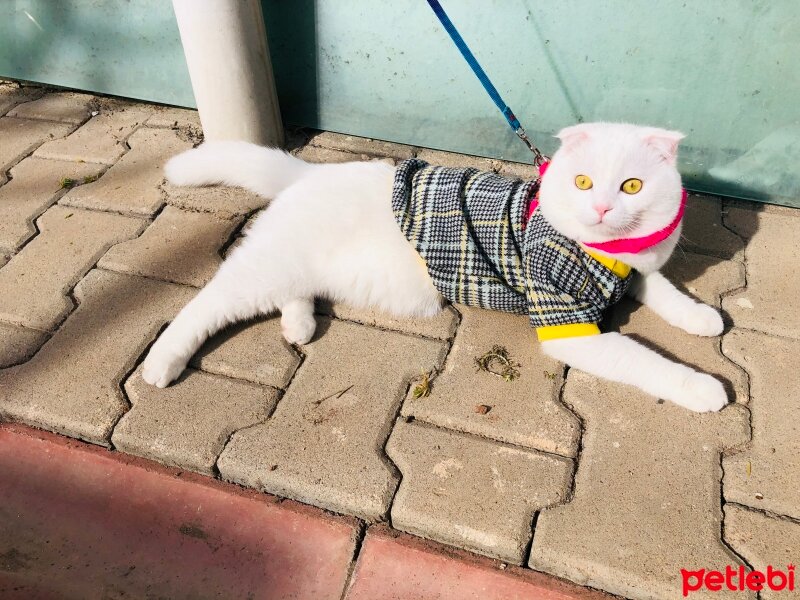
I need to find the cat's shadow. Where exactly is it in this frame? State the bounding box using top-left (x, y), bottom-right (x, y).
top-left (663, 195), bottom-right (761, 325)
top-left (310, 315), bottom-right (334, 342)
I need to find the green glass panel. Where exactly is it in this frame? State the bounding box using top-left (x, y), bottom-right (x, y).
top-left (264, 0), bottom-right (800, 207)
top-left (0, 0), bottom-right (194, 107)
top-left (1, 1), bottom-right (796, 206)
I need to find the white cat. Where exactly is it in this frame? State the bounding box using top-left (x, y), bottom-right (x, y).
top-left (142, 122), bottom-right (728, 413)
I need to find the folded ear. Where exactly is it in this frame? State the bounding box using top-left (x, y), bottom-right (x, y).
top-left (555, 123), bottom-right (593, 151)
top-left (641, 127), bottom-right (685, 165)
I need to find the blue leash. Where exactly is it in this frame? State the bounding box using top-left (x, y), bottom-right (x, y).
top-left (425, 0), bottom-right (547, 166)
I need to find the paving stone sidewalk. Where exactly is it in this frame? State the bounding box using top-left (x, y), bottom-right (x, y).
top-left (1, 82), bottom-right (798, 599)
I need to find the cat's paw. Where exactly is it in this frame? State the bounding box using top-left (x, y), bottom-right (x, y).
top-left (675, 372), bottom-right (728, 413)
top-left (679, 304), bottom-right (724, 337)
top-left (142, 345), bottom-right (187, 388)
top-left (281, 311), bottom-right (317, 345)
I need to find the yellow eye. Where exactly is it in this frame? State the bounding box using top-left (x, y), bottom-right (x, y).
top-left (575, 174), bottom-right (593, 190)
top-left (621, 178), bottom-right (643, 194)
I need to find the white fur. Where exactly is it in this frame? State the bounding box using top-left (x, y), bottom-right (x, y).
top-left (142, 125), bottom-right (728, 413)
top-left (541, 333), bottom-right (727, 413)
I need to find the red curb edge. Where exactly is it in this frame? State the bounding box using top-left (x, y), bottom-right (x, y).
top-left (0, 420), bottom-right (359, 525)
top-left (0, 421), bottom-right (359, 600)
top-left (348, 524), bottom-right (616, 600)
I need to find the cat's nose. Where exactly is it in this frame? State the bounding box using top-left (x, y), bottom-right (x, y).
top-left (593, 204), bottom-right (611, 219)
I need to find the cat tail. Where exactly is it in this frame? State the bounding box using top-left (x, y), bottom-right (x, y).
top-left (164, 140), bottom-right (313, 198)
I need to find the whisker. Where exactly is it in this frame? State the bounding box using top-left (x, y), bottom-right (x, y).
top-left (673, 236), bottom-right (689, 260)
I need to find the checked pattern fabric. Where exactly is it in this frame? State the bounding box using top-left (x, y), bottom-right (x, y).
top-left (391, 159), bottom-right (632, 329)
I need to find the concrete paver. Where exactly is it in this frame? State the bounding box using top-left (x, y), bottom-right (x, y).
top-left (529, 371), bottom-right (753, 599)
top-left (415, 148), bottom-right (498, 171)
top-left (0, 270), bottom-right (195, 443)
top-left (163, 181), bottom-right (268, 218)
top-left (0, 206), bottom-right (144, 331)
top-left (217, 318), bottom-right (447, 521)
top-left (496, 159), bottom-right (536, 180)
top-left (346, 525), bottom-right (614, 600)
top-left (145, 106), bottom-right (202, 129)
top-left (113, 367), bottom-right (277, 475)
top-left (191, 317), bottom-right (301, 389)
top-left (0, 84), bottom-right (44, 116)
top-left (294, 144), bottom-right (373, 164)
top-left (722, 207), bottom-right (800, 339)
top-left (318, 300), bottom-right (459, 340)
top-left (682, 194), bottom-right (745, 259)
top-left (0, 423), bottom-right (358, 600)
top-left (0, 323), bottom-right (48, 368)
top-left (308, 131), bottom-right (416, 160)
top-left (722, 329), bottom-right (800, 519)
top-left (0, 117), bottom-right (73, 171)
top-left (402, 306), bottom-right (580, 457)
top-left (60, 127), bottom-right (192, 216)
top-left (387, 420), bottom-right (572, 564)
top-left (7, 91), bottom-right (93, 124)
top-left (34, 103), bottom-right (152, 164)
top-left (724, 505), bottom-right (800, 600)
top-left (733, 198), bottom-right (800, 218)
top-left (98, 205), bottom-right (239, 287)
top-left (0, 157), bottom-right (105, 253)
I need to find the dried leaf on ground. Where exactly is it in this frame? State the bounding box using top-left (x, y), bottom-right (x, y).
top-left (474, 345), bottom-right (521, 382)
top-left (412, 371), bottom-right (432, 399)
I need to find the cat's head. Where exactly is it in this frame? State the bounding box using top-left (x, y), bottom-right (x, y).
top-left (538, 122), bottom-right (684, 249)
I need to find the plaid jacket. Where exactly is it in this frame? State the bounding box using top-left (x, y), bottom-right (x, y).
top-left (391, 159), bottom-right (632, 334)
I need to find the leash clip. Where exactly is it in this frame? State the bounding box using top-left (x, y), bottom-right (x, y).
top-left (514, 126), bottom-right (548, 168)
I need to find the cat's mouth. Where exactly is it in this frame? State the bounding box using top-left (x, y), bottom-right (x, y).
top-left (609, 214), bottom-right (643, 236)
top-left (585, 213), bottom-right (642, 238)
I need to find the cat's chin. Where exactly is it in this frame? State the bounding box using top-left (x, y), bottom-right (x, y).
top-left (545, 218), bottom-right (621, 246)
top-left (546, 208), bottom-right (656, 246)
top-left (577, 222), bottom-right (629, 241)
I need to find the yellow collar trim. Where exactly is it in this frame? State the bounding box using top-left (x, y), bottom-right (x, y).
top-left (536, 323), bottom-right (600, 341)
top-left (582, 247), bottom-right (632, 278)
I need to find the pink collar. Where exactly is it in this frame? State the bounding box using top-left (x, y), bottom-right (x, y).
top-left (527, 161), bottom-right (687, 255)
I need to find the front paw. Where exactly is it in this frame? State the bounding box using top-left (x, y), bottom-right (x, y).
top-left (679, 304), bottom-right (724, 337)
top-left (142, 343), bottom-right (187, 388)
top-left (674, 372), bottom-right (728, 413)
